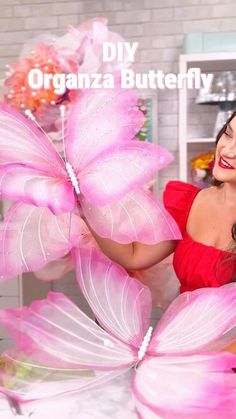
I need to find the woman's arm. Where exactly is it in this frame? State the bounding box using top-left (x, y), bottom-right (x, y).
top-left (85, 221), bottom-right (177, 270)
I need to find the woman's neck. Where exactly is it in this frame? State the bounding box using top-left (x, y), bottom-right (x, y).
top-left (218, 182), bottom-right (236, 207)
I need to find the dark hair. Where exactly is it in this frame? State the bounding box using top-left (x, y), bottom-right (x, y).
top-left (212, 110), bottom-right (236, 282)
top-left (213, 110), bottom-right (236, 186)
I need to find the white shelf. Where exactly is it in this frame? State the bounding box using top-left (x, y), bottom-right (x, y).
top-left (187, 137), bottom-right (215, 144)
top-left (178, 52), bottom-right (236, 181)
top-left (179, 52), bottom-right (236, 63)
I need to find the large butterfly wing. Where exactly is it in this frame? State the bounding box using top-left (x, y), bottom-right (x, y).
top-left (0, 164), bottom-right (75, 214)
top-left (78, 141), bottom-right (173, 206)
top-left (73, 246), bottom-right (152, 348)
top-left (34, 253), bottom-right (74, 281)
top-left (135, 402), bottom-right (236, 419)
top-left (80, 188), bottom-right (182, 244)
top-left (0, 292), bottom-right (134, 402)
top-left (33, 227), bottom-right (98, 281)
top-left (0, 363), bottom-right (122, 403)
top-left (0, 245), bottom-right (148, 402)
top-left (65, 84), bottom-right (144, 173)
top-left (0, 103), bottom-right (63, 172)
top-left (0, 366), bottom-right (121, 406)
top-left (0, 103), bottom-right (74, 214)
top-left (132, 283), bottom-right (236, 417)
top-left (133, 353), bottom-right (236, 417)
top-left (12, 371), bottom-right (134, 418)
top-left (0, 202), bottom-right (83, 281)
top-left (149, 285), bottom-right (236, 355)
top-left (0, 292), bottom-right (134, 370)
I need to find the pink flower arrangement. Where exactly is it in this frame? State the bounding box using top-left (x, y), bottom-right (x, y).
top-left (3, 18), bottom-right (130, 153)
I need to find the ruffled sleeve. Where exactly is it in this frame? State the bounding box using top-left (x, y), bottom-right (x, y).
top-left (163, 180), bottom-right (201, 235)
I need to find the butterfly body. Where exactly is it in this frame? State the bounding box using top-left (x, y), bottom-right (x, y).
top-left (65, 161), bottom-right (80, 195)
top-left (137, 326), bottom-right (153, 362)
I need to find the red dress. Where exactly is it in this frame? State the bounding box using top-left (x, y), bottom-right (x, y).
top-left (163, 180), bottom-right (236, 293)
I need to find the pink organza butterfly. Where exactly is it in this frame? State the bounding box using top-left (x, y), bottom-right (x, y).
top-left (0, 85), bottom-right (154, 214)
top-left (0, 83), bottom-right (181, 280)
top-left (0, 247), bottom-right (235, 418)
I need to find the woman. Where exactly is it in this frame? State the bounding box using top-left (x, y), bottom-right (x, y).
top-left (87, 111), bottom-right (236, 294)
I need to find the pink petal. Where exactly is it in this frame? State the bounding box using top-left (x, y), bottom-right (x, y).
top-left (34, 254), bottom-right (73, 281)
top-left (0, 102), bottom-right (65, 176)
top-left (65, 84), bottom-right (144, 173)
top-left (0, 164), bottom-right (75, 215)
top-left (150, 285), bottom-right (236, 354)
top-left (73, 246), bottom-right (152, 348)
top-left (0, 292), bottom-right (133, 371)
top-left (0, 357), bottom-right (122, 403)
top-left (81, 188), bottom-right (182, 244)
top-left (133, 353), bottom-right (236, 416)
top-left (79, 141), bottom-right (173, 206)
top-left (0, 202), bottom-right (83, 281)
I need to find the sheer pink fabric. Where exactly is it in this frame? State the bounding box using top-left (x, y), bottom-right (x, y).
top-left (0, 203), bottom-right (83, 281)
top-left (0, 248), bottom-right (235, 417)
top-left (0, 82), bottom-right (181, 281)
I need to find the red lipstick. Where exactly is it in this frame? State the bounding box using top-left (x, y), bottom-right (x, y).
top-left (218, 156), bottom-right (234, 170)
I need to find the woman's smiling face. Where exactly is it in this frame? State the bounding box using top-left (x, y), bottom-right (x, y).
top-left (213, 115), bottom-right (236, 184)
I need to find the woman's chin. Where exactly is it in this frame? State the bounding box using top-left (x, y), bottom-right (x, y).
top-left (212, 170), bottom-right (236, 185)
top-left (212, 167), bottom-right (221, 181)
top-left (213, 167), bottom-right (231, 183)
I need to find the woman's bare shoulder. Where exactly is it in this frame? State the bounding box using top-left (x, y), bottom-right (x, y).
top-left (191, 186), bottom-right (219, 214)
top-left (196, 185), bottom-right (218, 200)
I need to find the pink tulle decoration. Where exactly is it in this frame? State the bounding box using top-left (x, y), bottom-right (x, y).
top-left (3, 18), bottom-right (132, 151)
top-left (81, 188), bottom-right (182, 244)
top-left (0, 203), bottom-right (84, 281)
top-left (0, 85), bottom-right (152, 214)
top-left (57, 18), bottom-right (131, 75)
top-left (0, 247), bottom-right (235, 417)
top-left (0, 81), bottom-right (182, 281)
